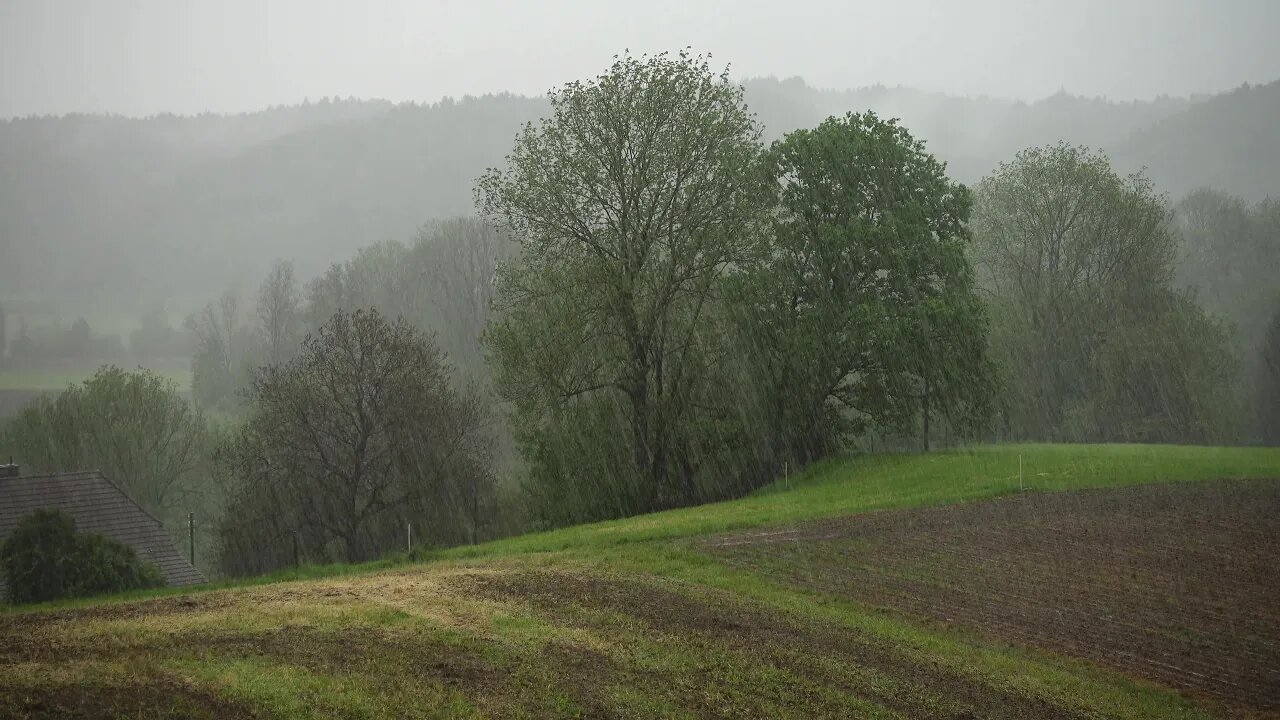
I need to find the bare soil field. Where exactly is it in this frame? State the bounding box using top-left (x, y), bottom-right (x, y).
top-left (704, 478), bottom-right (1280, 716)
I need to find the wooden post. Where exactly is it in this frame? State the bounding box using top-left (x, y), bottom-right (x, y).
top-left (407, 521), bottom-right (412, 556)
top-left (922, 376), bottom-right (931, 452)
top-left (187, 512), bottom-right (195, 567)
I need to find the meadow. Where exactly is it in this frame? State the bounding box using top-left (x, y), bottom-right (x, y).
top-left (3, 443), bottom-right (1279, 718)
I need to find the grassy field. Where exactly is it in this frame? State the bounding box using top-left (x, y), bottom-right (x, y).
top-left (3, 443), bottom-right (1279, 718)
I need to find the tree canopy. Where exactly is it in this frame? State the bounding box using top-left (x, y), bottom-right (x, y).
top-left (970, 144), bottom-right (1239, 443)
top-left (478, 50), bottom-right (771, 514)
top-left (479, 59), bottom-right (997, 526)
top-left (214, 308), bottom-right (493, 574)
top-left (737, 111), bottom-right (993, 462)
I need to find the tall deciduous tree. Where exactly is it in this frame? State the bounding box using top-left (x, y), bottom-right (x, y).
top-left (186, 290), bottom-right (254, 410)
top-left (256, 259), bottom-right (300, 365)
top-left (971, 144), bottom-right (1238, 442)
top-left (477, 50), bottom-right (769, 509)
top-left (736, 112), bottom-right (993, 460)
top-left (214, 308), bottom-right (492, 569)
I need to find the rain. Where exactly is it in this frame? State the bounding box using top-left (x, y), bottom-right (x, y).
top-left (0, 1), bottom-right (1278, 717)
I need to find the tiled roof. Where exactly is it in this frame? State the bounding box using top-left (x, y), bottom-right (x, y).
top-left (0, 470), bottom-right (206, 597)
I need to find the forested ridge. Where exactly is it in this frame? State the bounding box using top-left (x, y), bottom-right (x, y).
top-left (3, 78), bottom-right (1278, 308)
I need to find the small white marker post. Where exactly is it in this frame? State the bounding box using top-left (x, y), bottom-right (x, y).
top-left (407, 521), bottom-right (413, 556)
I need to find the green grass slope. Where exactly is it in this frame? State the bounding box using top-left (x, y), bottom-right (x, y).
top-left (3, 443), bottom-right (1279, 719)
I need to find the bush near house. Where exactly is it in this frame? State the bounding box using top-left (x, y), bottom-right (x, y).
top-left (0, 508), bottom-right (164, 604)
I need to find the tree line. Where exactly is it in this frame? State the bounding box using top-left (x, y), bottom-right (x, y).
top-left (3, 51), bottom-right (1278, 580)
top-left (477, 51), bottom-right (1276, 527)
top-left (7, 75), bottom-right (1276, 317)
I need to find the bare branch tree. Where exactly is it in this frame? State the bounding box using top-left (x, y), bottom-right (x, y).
top-left (215, 308), bottom-right (493, 569)
top-left (256, 259), bottom-right (300, 365)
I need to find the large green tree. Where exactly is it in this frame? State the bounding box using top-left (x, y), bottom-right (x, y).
top-left (735, 112), bottom-right (993, 460)
top-left (971, 144), bottom-right (1238, 442)
top-left (477, 50), bottom-right (770, 512)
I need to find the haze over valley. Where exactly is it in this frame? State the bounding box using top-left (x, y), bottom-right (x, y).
top-left (2, 3), bottom-right (1279, 718)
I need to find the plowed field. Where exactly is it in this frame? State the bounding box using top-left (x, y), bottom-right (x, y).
top-left (705, 479), bottom-right (1280, 716)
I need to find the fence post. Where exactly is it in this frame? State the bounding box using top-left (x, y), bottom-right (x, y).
top-left (187, 512), bottom-right (195, 566)
top-left (407, 521), bottom-right (413, 556)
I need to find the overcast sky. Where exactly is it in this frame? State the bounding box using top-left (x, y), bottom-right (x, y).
top-left (2, 0), bottom-right (1278, 118)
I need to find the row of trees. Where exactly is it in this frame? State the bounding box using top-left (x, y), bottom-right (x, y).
top-left (186, 218), bottom-right (515, 411)
top-left (0, 313), bottom-right (499, 578)
top-left (5, 51), bottom-right (1276, 581)
top-left (477, 52), bottom-right (995, 525)
top-left (477, 51), bottom-right (1273, 527)
top-left (2, 317), bottom-right (124, 365)
top-left (0, 304), bottom-right (196, 368)
top-left (184, 219), bottom-right (515, 574)
top-left (1, 222), bottom-right (513, 576)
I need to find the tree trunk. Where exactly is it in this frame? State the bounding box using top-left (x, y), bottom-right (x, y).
top-left (342, 529), bottom-right (360, 563)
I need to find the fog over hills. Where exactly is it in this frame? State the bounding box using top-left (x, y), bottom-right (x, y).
top-left (4, 8), bottom-right (1280, 688)
top-left (2, 76), bottom-right (1277, 319)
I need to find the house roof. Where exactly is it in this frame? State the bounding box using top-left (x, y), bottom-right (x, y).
top-left (0, 470), bottom-right (206, 595)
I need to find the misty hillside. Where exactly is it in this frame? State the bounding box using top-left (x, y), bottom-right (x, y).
top-left (2, 79), bottom-right (1277, 317)
top-left (741, 77), bottom-right (1198, 182)
top-left (1110, 81), bottom-right (1280, 200)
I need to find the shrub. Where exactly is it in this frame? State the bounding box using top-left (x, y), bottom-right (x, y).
top-left (0, 509), bottom-right (165, 604)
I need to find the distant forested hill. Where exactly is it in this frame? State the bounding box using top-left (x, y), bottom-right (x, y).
top-left (2, 79), bottom-right (1276, 318)
top-left (1110, 81), bottom-right (1280, 201)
